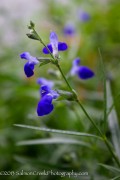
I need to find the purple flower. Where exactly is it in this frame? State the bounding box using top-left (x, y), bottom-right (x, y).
top-left (37, 77), bottom-right (54, 89)
top-left (37, 94), bottom-right (54, 116)
top-left (70, 58), bottom-right (94, 80)
top-left (78, 10), bottom-right (90, 22)
top-left (20, 52), bottom-right (39, 77)
top-left (37, 85), bottom-right (59, 116)
top-left (42, 32), bottom-right (68, 58)
top-left (63, 23), bottom-right (76, 36)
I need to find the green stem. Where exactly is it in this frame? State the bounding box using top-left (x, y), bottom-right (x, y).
top-left (56, 64), bottom-right (73, 92)
top-left (103, 137), bottom-right (120, 167)
top-left (76, 99), bottom-right (103, 137)
top-left (33, 28), bottom-right (55, 60)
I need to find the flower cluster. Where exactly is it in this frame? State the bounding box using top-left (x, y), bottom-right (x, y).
top-left (20, 30), bottom-right (94, 116)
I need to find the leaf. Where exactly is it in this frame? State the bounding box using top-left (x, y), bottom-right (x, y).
top-left (14, 124), bottom-right (102, 140)
top-left (98, 48), bottom-right (107, 128)
top-left (99, 163), bottom-right (120, 173)
top-left (37, 57), bottom-right (52, 62)
top-left (107, 92), bottom-right (120, 116)
top-left (57, 89), bottom-right (75, 101)
top-left (111, 176), bottom-right (120, 180)
top-left (106, 80), bottom-right (120, 160)
top-left (39, 60), bottom-right (51, 67)
top-left (16, 137), bottom-right (91, 147)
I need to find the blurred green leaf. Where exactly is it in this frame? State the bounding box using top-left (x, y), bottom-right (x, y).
top-left (14, 124), bottom-right (102, 140)
top-left (17, 137), bottom-right (91, 147)
top-left (99, 163), bottom-right (120, 173)
top-left (106, 80), bottom-right (120, 160)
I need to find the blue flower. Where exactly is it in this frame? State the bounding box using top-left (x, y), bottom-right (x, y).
top-left (37, 94), bottom-right (54, 116)
top-left (70, 58), bottom-right (94, 80)
top-left (37, 85), bottom-right (59, 116)
top-left (37, 77), bottom-right (54, 89)
top-left (20, 52), bottom-right (39, 77)
top-left (63, 23), bottom-right (76, 36)
top-left (42, 32), bottom-right (68, 58)
top-left (78, 10), bottom-right (90, 22)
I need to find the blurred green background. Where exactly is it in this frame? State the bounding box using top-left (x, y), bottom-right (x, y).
top-left (0, 0), bottom-right (120, 179)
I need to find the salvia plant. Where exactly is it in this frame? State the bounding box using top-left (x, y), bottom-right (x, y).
top-left (15, 21), bottom-right (120, 178)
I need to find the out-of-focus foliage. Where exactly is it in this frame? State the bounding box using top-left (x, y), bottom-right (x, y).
top-left (0, 0), bottom-right (120, 179)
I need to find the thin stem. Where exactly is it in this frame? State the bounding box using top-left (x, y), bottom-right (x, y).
top-left (56, 64), bottom-right (73, 92)
top-left (103, 137), bottom-right (120, 167)
top-left (73, 105), bottom-right (86, 130)
top-left (76, 100), bottom-right (103, 137)
top-left (33, 28), bottom-right (55, 60)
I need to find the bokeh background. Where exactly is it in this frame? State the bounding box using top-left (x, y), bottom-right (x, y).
top-left (0, 0), bottom-right (120, 179)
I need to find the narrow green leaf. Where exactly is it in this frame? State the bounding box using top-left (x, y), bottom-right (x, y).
top-left (106, 80), bottom-right (120, 160)
top-left (16, 137), bottom-right (91, 147)
top-left (39, 60), bottom-right (51, 67)
top-left (99, 163), bottom-right (120, 173)
top-left (37, 57), bottom-right (52, 62)
top-left (107, 92), bottom-right (120, 117)
top-left (57, 89), bottom-right (75, 101)
top-left (98, 48), bottom-right (107, 129)
top-left (111, 175), bottom-right (120, 180)
top-left (14, 124), bottom-right (102, 140)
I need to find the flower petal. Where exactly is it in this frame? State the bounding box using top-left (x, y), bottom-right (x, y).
top-left (58, 42), bottom-right (68, 51)
top-left (73, 58), bottom-right (80, 65)
top-left (50, 90), bottom-right (59, 99)
top-left (37, 78), bottom-right (54, 88)
top-left (37, 94), bottom-right (54, 116)
top-left (70, 66), bottom-right (79, 76)
top-left (78, 66), bottom-right (94, 79)
top-left (24, 62), bottom-right (34, 77)
top-left (40, 85), bottom-right (51, 97)
top-left (20, 52), bottom-right (31, 60)
top-left (49, 32), bottom-right (58, 48)
top-left (20, 52), bottom-right (39, 65)
top-left (42, 44), bottom-right (53, 54)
